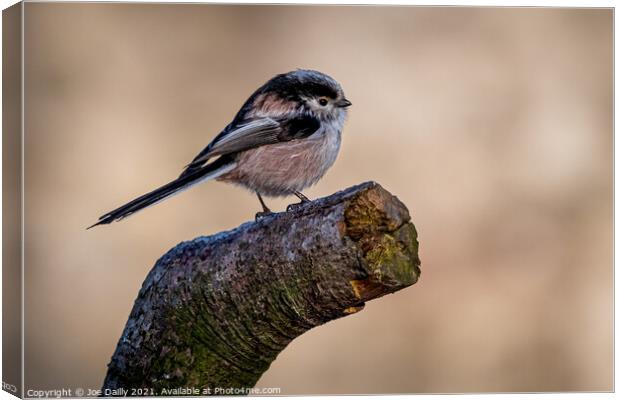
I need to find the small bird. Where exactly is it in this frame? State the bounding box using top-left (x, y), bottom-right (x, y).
top-left (88, 69), bottom-right (351, 228)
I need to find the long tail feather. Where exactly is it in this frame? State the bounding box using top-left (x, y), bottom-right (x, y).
top-left (87, 157), bottom-right (235, 229)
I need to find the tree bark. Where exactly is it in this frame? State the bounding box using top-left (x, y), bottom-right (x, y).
top-left (102, 181), bottom-right (421, 395)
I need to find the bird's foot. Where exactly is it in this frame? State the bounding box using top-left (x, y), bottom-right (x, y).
top-left (254, 192), bottom-right (275, 221)
top-left (287, 191), bottom-right (311, 213)
top-left (255, 211), bottom-right (274, 221)
top-left (286, 203), bottom-right (303, 213)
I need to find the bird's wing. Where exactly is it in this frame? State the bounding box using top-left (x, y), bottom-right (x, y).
top-left (180, 115), bottom-right (321, 177)
top-left (207, 118), bottom-right (283, 157)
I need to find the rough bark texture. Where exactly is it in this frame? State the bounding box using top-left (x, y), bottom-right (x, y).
top-left (102, 181), bottom-right (421, 393)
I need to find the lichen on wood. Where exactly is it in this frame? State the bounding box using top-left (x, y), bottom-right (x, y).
top-left (102, 181), bottom-right (421, 393)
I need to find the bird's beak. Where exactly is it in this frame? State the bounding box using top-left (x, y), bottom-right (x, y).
top-left (336, 98), bottom-right (352, 108)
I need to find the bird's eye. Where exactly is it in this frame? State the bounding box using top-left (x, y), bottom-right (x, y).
top-left (318, 97), bottom-right (329, 106)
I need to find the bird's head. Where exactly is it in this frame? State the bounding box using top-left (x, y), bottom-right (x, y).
top-left (262, 69), bottom-right (351, 121)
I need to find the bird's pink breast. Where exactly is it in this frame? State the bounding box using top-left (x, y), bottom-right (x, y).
top-left (218, 128), bottom-right (341, 197)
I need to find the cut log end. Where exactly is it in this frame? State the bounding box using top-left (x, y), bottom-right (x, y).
top-left (343, 182), bottom-right (421, 301)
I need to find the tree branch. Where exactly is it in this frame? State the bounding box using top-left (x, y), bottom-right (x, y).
top-left (102, 181), bottom-right (421, 393)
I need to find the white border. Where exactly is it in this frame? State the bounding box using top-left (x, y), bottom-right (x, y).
top-left (2, 0), bottom-right (617, 6)
top-left (0, 2), bottom-right (615, 400)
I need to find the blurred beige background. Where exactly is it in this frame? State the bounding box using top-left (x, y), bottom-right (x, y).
top-left (22, 4), bottom-right (612, 394)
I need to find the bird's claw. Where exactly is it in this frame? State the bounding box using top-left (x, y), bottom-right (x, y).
top-left (255, 211), bottom-right (274, 221)
top-left (286, 202), bottom-right (306, 213)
